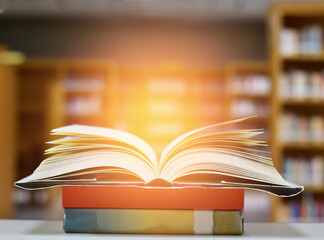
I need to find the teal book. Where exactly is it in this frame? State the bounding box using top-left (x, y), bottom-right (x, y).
top-left (64, 208), bottom-right (244, 235)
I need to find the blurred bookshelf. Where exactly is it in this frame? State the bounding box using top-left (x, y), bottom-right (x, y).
top-left (14, 59), bottom-right (119, 219)
top-left (225, 61), bottom-right (271, 138)
top-left (225, 61), bottom-right (272, 222)
top-left (13, 60), bottom-right (227, 218)
top-left (0, 46), bottom-right (19, 218)
top-left (119, 65), bottom-right (226, 156)
top-left (269, 2), bottom-right (324, 222)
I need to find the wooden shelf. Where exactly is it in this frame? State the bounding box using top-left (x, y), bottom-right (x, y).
top-left (0, 46), bottom-right (17, 219)
top-left (268, 2), bottom-right (324, 221)
top-left (269, 2), bottom-right (324, 222)
top-left (229, 93), bottom-right (270, 99)
top-left (280, 99), bottom-right (324, 106)
top-left (303, 185), bottom-right (324, 194)
top-left (228, 115), bottom-right (269, 123)
top-left (282, 142), bottom-right (324, 150)
top-left (282, 54), bottom-right (324, 62)
top-left (65, 90), bottom-right (105, 95)
top-left (226, 61), bottom-right (268, 73)
top-left (225, 61), bottom-right (271, 124)
top-left (20, 104), bottom-right (44, 114)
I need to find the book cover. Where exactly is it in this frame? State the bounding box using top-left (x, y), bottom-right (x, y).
top-left (64, 208), bottom-right (244, 235)
top-left (62, 185), bottom-right (244, 210)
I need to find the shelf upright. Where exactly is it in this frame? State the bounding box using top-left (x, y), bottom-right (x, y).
top-left (268, 2), bottom-right (324, 222)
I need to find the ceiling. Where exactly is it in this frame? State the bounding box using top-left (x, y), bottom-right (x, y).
top-left (0, 0), bottom-right (322, 20)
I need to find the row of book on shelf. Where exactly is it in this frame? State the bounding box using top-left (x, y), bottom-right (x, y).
top-left (64, 75), bottom-right (224, 118)
top-left (65, 97), bottom-right (222, 119)
top-left (280, 25), bottom-right (323, 56)
top-left (147, 78), bottom-right (188, 95)
top-left (65, 76), bottom-right (105, 92)
top-left (230, 99), bottom-right (269, 118)
top-left (64, 73), bottom-right (273, 126)
top-left (121, 77), bottom-right (224, 97)
top-left (283, 155), bottom-right (324, 187)
top-left (280, 194), bottom-right (324, 222)
top-left (65, 75), bottom-right (224, 97)
top-left (280, 113), bottom-right (324, 142)
top-left (146, 101), bottom-right (221, 117)
top-left (66, 95), bottom-right (102, 116)
top-left (280, 69), bottom-right (324, 100)
top-left (147, 77), bottom-right (224, 96)
top-left (230, 74), bottom-right (271, 96)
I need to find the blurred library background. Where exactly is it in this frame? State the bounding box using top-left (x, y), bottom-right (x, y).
top-left (1, 0), bottom-right (324, 223)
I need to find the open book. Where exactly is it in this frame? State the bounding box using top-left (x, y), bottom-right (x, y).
top-left (15, 116), bottom-right (303, 197)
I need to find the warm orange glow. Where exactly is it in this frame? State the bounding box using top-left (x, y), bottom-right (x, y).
top-left (107, 65), bottom-right (225, 156)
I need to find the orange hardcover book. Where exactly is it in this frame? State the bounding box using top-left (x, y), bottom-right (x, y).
top-left (62, 185), bottom-right (244, 210)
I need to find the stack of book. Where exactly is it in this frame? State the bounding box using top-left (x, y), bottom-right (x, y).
top-left (15, 117), bottom-right (303, 235)
top-left (62, 186), bottom-right (244, 234)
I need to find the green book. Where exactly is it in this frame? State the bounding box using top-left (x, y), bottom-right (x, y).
top-left (64, 208), bottom-right (244, 235)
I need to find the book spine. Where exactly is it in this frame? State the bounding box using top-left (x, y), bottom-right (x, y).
top-left (62, 186), bottom-right (244, 210)
top-left (63, 208), bottom-right (243, 235)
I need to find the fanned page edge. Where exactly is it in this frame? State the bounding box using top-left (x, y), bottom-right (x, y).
top-left (15, 174), bottom-right (303, 197)
top-left (160, 116), bottom-right (258, 165)
top-left (51, 124), bottom-right (158, 171)
top-left (172, 181), bottom-right (304, 197)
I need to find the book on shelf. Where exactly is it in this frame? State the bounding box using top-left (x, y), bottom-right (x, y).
top-left (280, 194), bottom-right (324, 222)
top-left (280, 25), bottom-right (323, 56)
top-left (62, 185), bottom-right (244, 210)
top-left (230, 74), bottom-right (271, 96)
top-left (230, 100), bottom-right (269, 118)
top-left (283, 155), bottom-right (324, 187)
top-left (66, 95), bottom-right (102, 116)
top-left (15, 116), bottom-right (303, 197)
top-left (280, 113), bottom-right (324, 142)
top-left (280, 69), bottom-right (324, 100)
top-left (63, 208), bottom-right (244, 235)
top-left (148, 77), bottom-right (187, 95)
top-left (65, 76), bottom-right (105, 92)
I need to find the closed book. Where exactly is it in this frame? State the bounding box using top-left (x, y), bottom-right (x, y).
top-left (62, 185), bottom-right (244, 210)
top-left (64, 208), bottom-right (244, 235)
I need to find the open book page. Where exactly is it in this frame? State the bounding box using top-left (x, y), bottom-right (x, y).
top-left (50, 125), bottom-right (158, 168)
top-left (159, 116), bottom-right (258, 170)
top-left (15, 118), bottom-right (304, 196)
top-left (45, 138), bottom-right (154, 169)
top-left (15, 169), bottom-right (145, 190)
top-left (158, 116), bottom-right (303, 196)
top-left (26, 150), bottom-right (156, 183)
top-left (16, 125), bottom-right (158, 187)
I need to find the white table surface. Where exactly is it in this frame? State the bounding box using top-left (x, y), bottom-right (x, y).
top-left (0, 219), bottom-right (323, 240)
